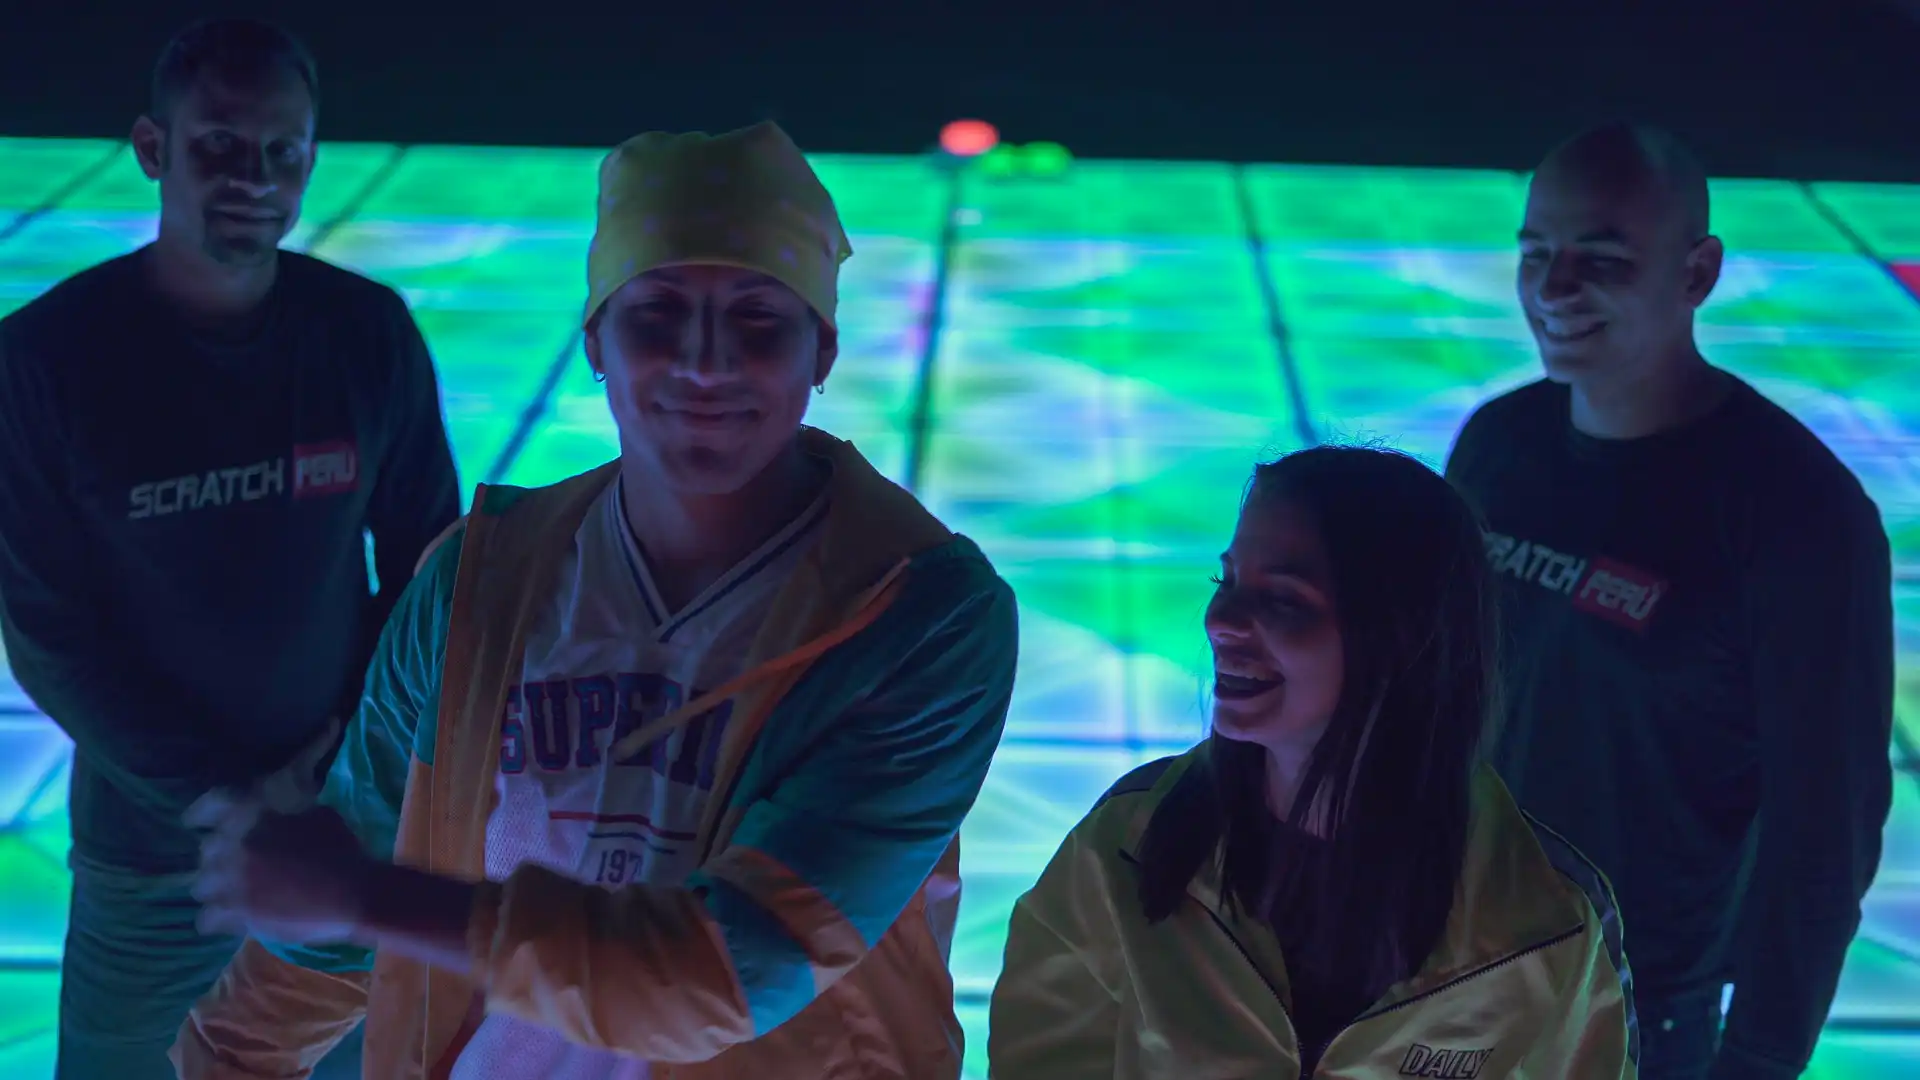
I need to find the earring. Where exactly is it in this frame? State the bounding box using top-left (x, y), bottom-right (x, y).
top-left (813, 382), bottom-right (825, 396)
top-left (593, 370), bottom-right (607, 384)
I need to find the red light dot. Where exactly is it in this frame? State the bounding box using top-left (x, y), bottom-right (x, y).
top-left (940, 119), bottom-right (1000, 158)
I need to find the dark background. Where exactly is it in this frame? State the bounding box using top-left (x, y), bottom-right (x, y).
top-left (4, 0), bottom-right (1918, 180)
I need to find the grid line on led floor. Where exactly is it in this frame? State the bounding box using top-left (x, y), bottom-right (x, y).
top-left (482, 329), bottom-right (587, 484)
top-left (1231, 162), bottom-right (1317, 448)
top-left (900, 161), bottom-right (967, 495)
top-left (1802, 182), bottom-right (1920, 307)
top-left (1797, 180), bottom-right (1920, 297)
top-left (0, 140), bottom-right (122, 247)
top-left (298, 143), bottom-right (412, 253)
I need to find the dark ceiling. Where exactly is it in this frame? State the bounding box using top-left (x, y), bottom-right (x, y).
top-left (5, 0), bottom-right (1918, 181)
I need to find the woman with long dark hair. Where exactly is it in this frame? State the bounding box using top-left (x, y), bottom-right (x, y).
top-left (989, 445), bottom-right (1638, 1079)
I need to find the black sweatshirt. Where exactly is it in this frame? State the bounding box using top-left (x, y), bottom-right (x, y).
top-left (1445, 376), bottom-right (1894, 1080)
top-left (0, 249), bottom-right (460, 872)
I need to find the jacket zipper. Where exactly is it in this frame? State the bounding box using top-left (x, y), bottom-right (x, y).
top-left (1115, 851), bottom-right (1305, 1054)
top-left (1187, 877), bottom-right (1585, 1079)
top-left (1299, 923), bottom-right (1585, 1072)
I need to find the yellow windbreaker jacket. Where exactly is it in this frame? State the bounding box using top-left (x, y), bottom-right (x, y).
top-left (990, 746), bottom-right (1639, 1079)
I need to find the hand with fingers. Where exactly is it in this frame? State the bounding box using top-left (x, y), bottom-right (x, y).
top-left (185, 788), bottom-right (375, 943)
top-left (184, 716), bottom-right (374, 944)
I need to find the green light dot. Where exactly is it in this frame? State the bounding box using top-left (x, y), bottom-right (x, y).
top-left (977, 144), bottom-right (1023, 178)
top-left (1022, 142), bottom-right (1073, 176)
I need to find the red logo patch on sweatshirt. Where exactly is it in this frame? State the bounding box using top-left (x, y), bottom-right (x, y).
top-left (1570, 556), bottom-right (1669, 631)
top-left (292, 441), bottom-right (360, 499)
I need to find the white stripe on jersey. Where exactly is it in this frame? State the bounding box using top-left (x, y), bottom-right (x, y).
top-left (452, 478), bottom-right (828, 1080)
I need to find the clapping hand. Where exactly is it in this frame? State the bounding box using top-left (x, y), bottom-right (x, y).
top-left (185, 789), bottom-right (375, 943)
top-left (185, 719), bottom-right (374, 946)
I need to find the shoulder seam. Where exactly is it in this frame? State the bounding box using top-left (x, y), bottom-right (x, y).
top-left (413, 517), bottom-right (468, 578)
top-left (1521, 812), bottom-right (1606, 887)
top-left (1093, 756), bottom-right (1177, 812)
top-left (1521, 811), bottom-right (1640, 1069)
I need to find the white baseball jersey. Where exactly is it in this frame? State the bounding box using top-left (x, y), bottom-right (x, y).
top-left (451, 478), bottom-right (829, 1079)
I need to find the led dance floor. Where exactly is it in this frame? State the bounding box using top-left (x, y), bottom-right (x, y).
top-left (0, 136), bottom-right (1917, 1077)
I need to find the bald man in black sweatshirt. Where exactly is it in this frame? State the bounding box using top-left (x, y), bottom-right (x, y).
top-left (1447, 124), bottom-right (1894, 1080)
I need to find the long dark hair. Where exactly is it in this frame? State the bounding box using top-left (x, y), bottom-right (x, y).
top-left (1134, 444), bottom-right (1501, 994)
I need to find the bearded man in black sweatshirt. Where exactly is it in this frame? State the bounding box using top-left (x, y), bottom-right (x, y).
top-left (0, 19), bottom-right (459, 1079)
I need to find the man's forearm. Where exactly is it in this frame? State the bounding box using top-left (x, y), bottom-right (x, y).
top-left (355, 860), bottom-right (479, 976)
top-left (1711, 1038), bottom-right (1814, 1080)
top-left (1717, 833), bottom-right (1875, 1076)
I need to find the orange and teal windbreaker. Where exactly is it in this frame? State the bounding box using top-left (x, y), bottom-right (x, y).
top-left (173, 428), bottom-right (1019, 1079)
top-left (990, 746), bottom-right (1640, 1079)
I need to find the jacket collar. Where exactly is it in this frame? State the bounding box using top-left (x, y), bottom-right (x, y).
top-left (1117, 747), bottom-right (1588, 1001)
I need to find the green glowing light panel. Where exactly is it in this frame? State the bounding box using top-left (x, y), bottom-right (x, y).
top-left (0, 136), bottom-right (1916, 1078)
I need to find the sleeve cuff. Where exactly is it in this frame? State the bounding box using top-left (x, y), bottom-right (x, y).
top-left (1710, 1041), bottom-right (1806, 1080)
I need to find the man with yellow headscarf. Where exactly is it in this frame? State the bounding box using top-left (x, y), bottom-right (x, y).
top-left (170, 121), bottom-right (1018, 1080)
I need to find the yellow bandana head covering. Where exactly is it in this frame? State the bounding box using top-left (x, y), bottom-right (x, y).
top-left (584, 121), bottom-right (853, 329)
